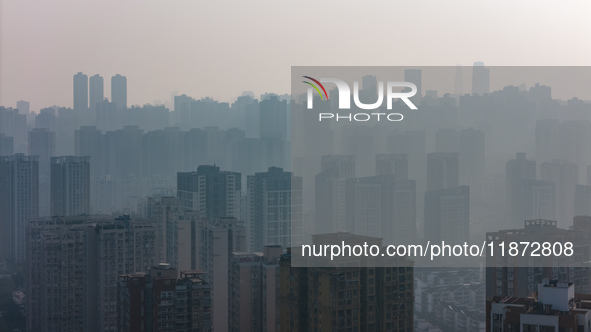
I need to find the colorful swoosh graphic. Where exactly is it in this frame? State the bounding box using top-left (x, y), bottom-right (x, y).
top-left (302, 76), bottom-right (328, 100)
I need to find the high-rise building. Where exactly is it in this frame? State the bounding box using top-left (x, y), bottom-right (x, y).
top-left (16, 100), bottom-right (30, 115)
top-left (471, 62), bottom-right (489, 95)
top-left (0, 154), bottom-right (39, 262)
top-left (229, 246), bottom-right (283, 332)
top-left (27, 215), bottom-right (158, 332)
top-left (50, 156), bottom-right (90, 216)
top-left (345, 175), bottom-right (416, 244)
top-left (95, 99), bottom-right (118, 131)
top-left (177, 165), bottom-right (241, 219)
top-left (280, 243), bottom-right (414, 331)
top-left (29, 128), bottom-right (55, 176)
top-left (315, 155), bottom-right (355, 234)
top-left (73, 72), bottom-right (88, 111)
top-left (575, 184), bottom-right (591, 216)
top-left (89, 74), bottom-right (104, 112)
top-left (424, 185), bottom-right (469, 243)
top-left (541, 159), bottom-right (578, 227)
top-left (486, 219), bottom-right (591, 298)
top-left (26, 217), bottom-right (88, 332)
top-left (75, 126), bottom-right (104, 176)
top-left (199, 217), bottom-right (246, 332)
top-left (247, 167), bottom-right (302, 252)
top-left (435, 128), bottom-right (485, 191)
top-left (375, 153), bottom-right (408, 180)
top-left (118, 265), bottom-right (212, 332)
top-left (29, 128), bottom-right (55, 217)
top-left (0, 133), bottom-right (14, 156)
top-left (404, 68), bottom-right (422, 104)
top-left (111, 74), bottom-right (127, 110)
top-left (427, 152), bottom-right (459, 191)
top-left (0, 107), bottom-right (27, 153)
top-left (259, 95), bottom-right (288, 141)
top-left (165, 202), bottom-right (203, 273)
top-left (454, 65), bottom-right (464, 95)
top-left (506, 152), bottom-right (537, 227)
top-left (147, 196), bottom-right (181, 262)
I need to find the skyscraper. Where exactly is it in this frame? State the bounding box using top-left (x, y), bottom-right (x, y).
top-left (199, 217), bottom-right (246, 332)
top-left (541, 159), bottom-right (578, 227)
top-left (375, 153), bottom-right (408, 180)
top-left (404, 68), bottom-right (422, 104)
top-left (506, 152), bottom-right (537, 227)
top-left (575, 184), bottom-right (591, 216)
top-left (29, 128), bottom-right (55, 217)
top-left (111, 74), bottom-right (127, 110)
top-left (280, 239), bottom-right (414, 331)
top-left (27, 215), bottom-right (157, 332)
top-left (73, 72), bottom-right (88, 111)
top-left (229, 246), bottom-right (283, 332)
top-left (259, 95), bottom-right (288, 141)
top-left (74, 126), bottom-right (104, 176)
top-left (29, 128), bottom-right (55, 177)
top-left (16, 100), bottom-right (30, 115)
top-left (0, 154), bottom-right (39, 263)
top-left (471, 62), bottom-right (490, 95)
top-left (0, 133), bottom-right (14, 156)
top-left (89, 74), bottom-right (104, 112)
top-left (247, 167), bottom-right (302, 252)
top-left (315, 155), bottom-right (355, 234)
top-left (118, 265), bottom-right (212, 332)
top-left (50, 156), bottom-right (90, 216)
top-left (177, 165), bottom-right (241, 219)
top-left (427, 152), bottom-right (459, 191)
top-left (345, 175), bottom-right (417, 244)
top-left (424, 185), bottom-right (470, 244)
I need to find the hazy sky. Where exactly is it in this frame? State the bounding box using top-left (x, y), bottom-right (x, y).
top-left (1, 0), bottom-right (590, 111)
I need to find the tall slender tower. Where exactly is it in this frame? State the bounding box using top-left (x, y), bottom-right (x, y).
top-left (89, 74), bottom-right (104, 112)
top-left (73, 72), bottom-right (88, 111)
top-left (111, 74), bottom-right (127, 110)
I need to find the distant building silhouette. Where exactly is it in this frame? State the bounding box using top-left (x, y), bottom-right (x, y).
top-left (89, 74), bottom-right (104, 112)
top-left (177, 165), bottom-right (241, 219)
top-left (424, 185), bottom-right (469, 244)
top-left (404, 68), bottom-right (422, 104)
top-left (0, 133), bottom-right (14, 156)
top-left (50, 156), bottom-right (90, 216)
top-left (541, 159), bottom-right (578, 227)
top-left (471, 62), bottom-right (489, 95)
top-left (315, 155), bottom-right (355, 234)
top-left (29, 128), bottom-right (55, 217)
top-left (16, 100), bottom-right (30, 115)
top-left (375, 153), bottom-right (408, 180)
top-left (111, 74), bottom-right (127, 110)
top-left (427, 152), bottom-right (459, 191)
top-left (346, 175), bottom-right (417, 244)
top-left (73, 72), bottom-right (88, 111)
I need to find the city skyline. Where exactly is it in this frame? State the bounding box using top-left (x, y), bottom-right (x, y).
top-left (2, 0), bottom-right (591, 109)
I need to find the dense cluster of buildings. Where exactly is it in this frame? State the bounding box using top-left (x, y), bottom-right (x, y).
top-left (3, 66), bottom-right (591, 331)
